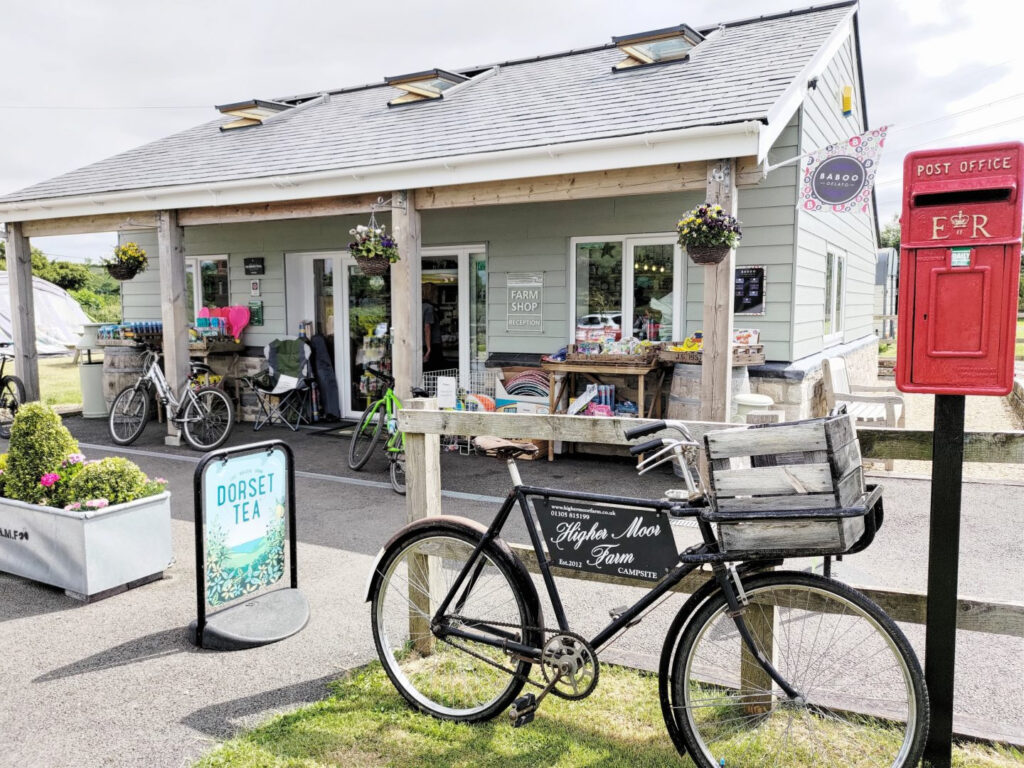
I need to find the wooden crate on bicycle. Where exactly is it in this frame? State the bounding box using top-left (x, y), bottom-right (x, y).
top-left (702, 413), bottom-right (880, 554)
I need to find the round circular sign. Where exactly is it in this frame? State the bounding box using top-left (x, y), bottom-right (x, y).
top-left (811, 155), bottom-right (867, 205)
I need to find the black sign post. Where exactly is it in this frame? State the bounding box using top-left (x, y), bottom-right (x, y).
top-left (189, 440), bottom-right (307, 650)
top-left (923, 395), bottom-right (966, 767)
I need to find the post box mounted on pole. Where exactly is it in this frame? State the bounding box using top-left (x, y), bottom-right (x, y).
top-left (896, 141), bottom-right (1024, 768)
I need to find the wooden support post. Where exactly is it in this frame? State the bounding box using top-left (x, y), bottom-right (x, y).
top-left (740, 593), bottom-right (776, 716)
top-left (3, 223), bottom-right (39, 401)
top-left (700, 159), bottom-right (737, 423)
top-left (390, 191), bottom-right (422, 400)
top-left (157, 211), bottom-right (188, 446)
top-left (405, 398), bottom-right (441, 654)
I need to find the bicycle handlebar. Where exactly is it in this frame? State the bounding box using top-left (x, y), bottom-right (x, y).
top-left (365, 367), bottom-right (395, 387)
top-left (629, 438), bottom-right (665, 456)
top-left (624, 420), bottom-right (666, 440)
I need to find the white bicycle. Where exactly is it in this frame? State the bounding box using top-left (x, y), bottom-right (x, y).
top-left (108, 343), bottom-right (234, 451)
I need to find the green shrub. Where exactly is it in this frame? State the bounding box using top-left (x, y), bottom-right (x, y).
top-left (66, 457), bottom-right (148, 506)
top-left (5, 403), bottom-right (78, 504)
top-left (0, 453), bottom-right (8, 496)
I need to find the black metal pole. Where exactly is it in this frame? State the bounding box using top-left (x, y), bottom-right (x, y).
top-left (923, 394), bottom-right (965, 768)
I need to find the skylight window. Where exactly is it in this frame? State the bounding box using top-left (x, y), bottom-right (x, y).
top-left (612, 24), bottom-right (704, 70)
top-left (216, 99), bottom-right (292, 130)
top-left (385, 69), bottom-right (469, 106)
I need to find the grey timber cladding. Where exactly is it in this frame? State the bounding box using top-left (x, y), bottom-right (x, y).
top-left (3, 5), bottom-right (853, 203)
top-left (794, 34), bottom-right (877, 360)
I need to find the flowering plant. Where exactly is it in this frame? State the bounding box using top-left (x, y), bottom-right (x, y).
top-left (104, 241), bottom-right (148, 271)
top-left (348, 224), bottom-right (400, 263)
top-left (676, 204), bottom-right (742, 249)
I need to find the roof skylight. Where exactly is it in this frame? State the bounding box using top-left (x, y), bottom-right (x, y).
top-left (612, 24), bottom-right (704, 70)
top-left (216, 99), bottom-right (292, 130)
top-left (385, 69), bottom-right (469, 106)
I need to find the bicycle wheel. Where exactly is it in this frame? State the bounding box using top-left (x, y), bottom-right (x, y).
top-left (669, 571), bottom-right (927, 768)
top-left (181, 386), bottom-right (235, 451)
top-left (389, 452), bottom-right (406, 495)
top-left (108, 384), bottom-right (150, 445)
top-left (0, 375), bottom-right (26, 438)
top-left (371, 521), bottom-right (541, 723)
top-left (348, 401), bottom-right (383, 470)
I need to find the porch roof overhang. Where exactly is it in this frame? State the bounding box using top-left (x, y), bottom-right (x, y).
top-left (0, 119), bottom-right (763, 226)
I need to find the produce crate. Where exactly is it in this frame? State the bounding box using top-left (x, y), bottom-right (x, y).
top-left (565, 344), bottom-right (661, 366)
top-left (701, 413), bottom-right (880, 556)
top-left (659, 344), bottom-right (765, 366)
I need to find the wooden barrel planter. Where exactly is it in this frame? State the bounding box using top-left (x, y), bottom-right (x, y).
top-left (666, 363), bottom-right (750, 421)
top-left (102, 346), bottom-right (148, 411)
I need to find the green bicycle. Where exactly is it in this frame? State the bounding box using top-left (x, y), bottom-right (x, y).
top-left (347, 367), bottom-right (427, 495)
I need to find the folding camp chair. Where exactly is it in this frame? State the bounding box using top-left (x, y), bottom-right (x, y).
top-left (242, 338), bottom-right (314, 431)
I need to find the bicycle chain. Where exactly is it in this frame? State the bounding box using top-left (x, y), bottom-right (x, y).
top-left (441, 615), bottom-right (599, 699)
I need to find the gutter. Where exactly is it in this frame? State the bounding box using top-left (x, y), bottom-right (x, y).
top-left (0, 121), bottom-right (762, 223)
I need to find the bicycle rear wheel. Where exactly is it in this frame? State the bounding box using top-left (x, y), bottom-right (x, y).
top-left (668, 571), bottom-right (927, 768)
top-left (389, 451), bottom-right (406, 495)
top-left (371, 522), bottom-right (540, 722)
top-left (0, 374), bottom-right (26, 438)
top-left (181, 386), bottom-right (235, 451)
top-left (348, 401), bottom-right (383, 470)
top-left (109, 384), bottom-right (150, 445)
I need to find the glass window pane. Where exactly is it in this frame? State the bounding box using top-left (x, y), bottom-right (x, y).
top-left (200, 259), bottom-right (229, 310)
top-left (313, 259), bottom-right (334, 339)
top-left (575, 241), bottom-right (623, 342)
top-left (632, 244), bottom-right (673, 341)
top-left (470, 253), bottom-right (487, 371)
top-left (635, 37), bottom-right (693, 62)
top-left (349, 264), bottom-right (391, 410)
top-left (422, 257), bottom-right (459, 372)
top-left (824, 253), bottom-right (834, 336)
top-left (835, 257), bottom-right (844, 333)
top-left (185, 266), bottom-right (196, 322)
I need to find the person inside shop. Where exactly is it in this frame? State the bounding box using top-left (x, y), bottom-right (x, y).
top-left (422, 283), bottom-right (445, 371)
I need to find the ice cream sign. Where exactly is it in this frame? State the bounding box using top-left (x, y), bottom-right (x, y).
top-left (202, 446), bottom-right (289, 607)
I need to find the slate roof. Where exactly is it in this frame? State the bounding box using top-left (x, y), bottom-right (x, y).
top-left (1, 3), bottom-right (855, 204)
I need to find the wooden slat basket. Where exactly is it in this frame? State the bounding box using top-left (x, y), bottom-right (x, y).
top-left (702, 413), bottom-right (881, 556)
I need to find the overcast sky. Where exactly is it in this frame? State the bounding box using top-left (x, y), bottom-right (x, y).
top-left (2, 0), bottom-right (1022, 262)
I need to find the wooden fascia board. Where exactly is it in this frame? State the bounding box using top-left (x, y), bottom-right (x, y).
top-left (21, 212), bottom-right (160, 237)
top-left (177, 193), bottom-right (383, 226)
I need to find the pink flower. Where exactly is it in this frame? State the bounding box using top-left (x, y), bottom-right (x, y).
top-left (64, 502), bottom-right (82, 511)
top-left (63, 453), bottom-right (86, 466)
top-left (85, 498), bottom-right (109, 509)
top-left (39, 473), bottom-right (61, 488)
top-left (154, 478), bottom-right (167, 484)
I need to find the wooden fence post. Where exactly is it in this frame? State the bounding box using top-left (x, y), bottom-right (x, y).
top-left (405, 398), bottom-right (441, 654)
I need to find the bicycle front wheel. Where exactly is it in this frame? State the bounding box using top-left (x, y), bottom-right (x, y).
top-left (389, 452), bottom-right (406, 495)
top-left (0, 374), bottom-right (26, 438)
top-left (371, 523), bottom-right (540, 723)
top-left (108, 384), bottom-right (150, 445)
top-left (348, 401), bottom-right (383, 470)
top-left (182, 386), bottom-right (235, 451)
top-left (669, 571), bottom-right (927, 768)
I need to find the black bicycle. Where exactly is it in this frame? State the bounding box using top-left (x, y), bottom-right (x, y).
top-left (0, 343), bottom-right (26, 438)
top-left (367, 419), bottom-right (928, 767)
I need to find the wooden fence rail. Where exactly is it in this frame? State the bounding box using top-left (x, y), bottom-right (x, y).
top-left (400, 406), bottom-right (1024, 641)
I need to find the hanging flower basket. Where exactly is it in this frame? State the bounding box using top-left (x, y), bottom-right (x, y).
top-left (686, 245), bottom-right (732, 265)
top-left (354, 255), bottom-right (392, 276)
top-left (103, 241), bottom-right (148, 281)
top-left (676, 203), bottom-right (742, 265)
top-left (105, 262), bottom-right (141, 281)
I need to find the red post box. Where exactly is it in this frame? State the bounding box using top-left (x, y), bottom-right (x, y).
top-left (897, 141), bottom-right (1024, 395)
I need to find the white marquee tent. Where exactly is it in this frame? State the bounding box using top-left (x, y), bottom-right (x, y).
top-left (0, 273), bottom-right (91, 354)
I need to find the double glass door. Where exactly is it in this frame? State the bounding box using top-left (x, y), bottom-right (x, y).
top-left (296, 248), bottom-right (486, 418)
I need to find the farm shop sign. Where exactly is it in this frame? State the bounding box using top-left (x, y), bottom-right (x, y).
top-left (202, 446), bottom-right (288, 607)
top-left (506, 273), bottom-right (543, 334)
top-left (533, 499), bottom-right (679, 582)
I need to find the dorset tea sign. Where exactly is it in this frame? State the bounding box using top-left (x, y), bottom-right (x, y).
top-left (190, 440), bottom-right (307, 650)
top-left (533, 499), bottom-right (678, 582)
top-left (506, 272), bottom-right (544, 334)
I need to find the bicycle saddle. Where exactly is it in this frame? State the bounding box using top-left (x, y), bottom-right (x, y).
top-left (411, 386), bottom-right (428, 397)
top-left (473, 436), bottom-right (539, 459)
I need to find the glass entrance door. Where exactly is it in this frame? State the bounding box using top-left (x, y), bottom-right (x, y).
top-left (421, 246), bottom-right (487, 390)
top-left (345, 262), bottom-right (392, 415)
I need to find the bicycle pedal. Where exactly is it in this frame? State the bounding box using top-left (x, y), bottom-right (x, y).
top-left (509, 693), bottom-right (536, 727)
top-left (608, 606), bottom-right (641, 627)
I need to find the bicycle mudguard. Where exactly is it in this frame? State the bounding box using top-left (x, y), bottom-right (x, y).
top-left (363, 515), bottom-right (542, 631)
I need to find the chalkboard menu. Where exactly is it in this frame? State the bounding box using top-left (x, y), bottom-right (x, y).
top-left (734, 266), bottom-right (765, 315)
top-left (243, 258), bottom-right (265, 275)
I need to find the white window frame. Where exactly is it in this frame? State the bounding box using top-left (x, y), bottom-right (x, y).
top-left (185, 255), bottom-right (229, 320)
top-left (824, 247), bottom-right (846, 346)
top-left (567, 233), bottom-right (682, 344)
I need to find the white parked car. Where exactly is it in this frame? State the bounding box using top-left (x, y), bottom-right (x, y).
top-left (575, 312), bottom-right (622, 341)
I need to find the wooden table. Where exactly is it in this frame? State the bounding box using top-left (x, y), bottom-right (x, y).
top-left (540, 359), bottom-right (669, 461)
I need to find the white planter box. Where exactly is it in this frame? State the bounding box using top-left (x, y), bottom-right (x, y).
top-left (0, 492), bottom-right (172, 600)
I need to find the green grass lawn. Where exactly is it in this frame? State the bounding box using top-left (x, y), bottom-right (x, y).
top-left (36, 355), bottom-right (85, 408)
top-left (194, 662), bottom-right (1024, 768)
